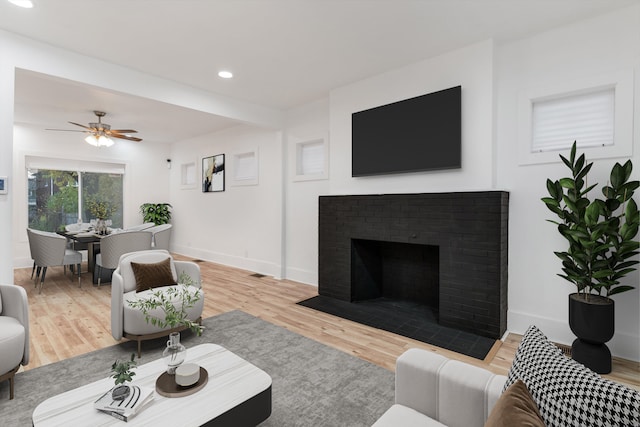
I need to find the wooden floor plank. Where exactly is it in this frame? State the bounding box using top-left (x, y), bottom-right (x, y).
top-left (12, 256), bottom-right (639, 389)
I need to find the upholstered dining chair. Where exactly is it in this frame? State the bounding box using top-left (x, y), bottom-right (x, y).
top-left (0, 284), bottom-right (29, 400)
top-left (26, 228), bottom-right (82, 293)
top-left (95, 231), bottom-right (153, 286)
top-left (124, 222), bottom-right (155, 232)
top-left (147, 224), bottom-right (172, 251)
top-left (111, 249), bottom-right (203, 357)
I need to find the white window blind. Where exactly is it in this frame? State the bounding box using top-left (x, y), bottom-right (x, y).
top-left (297, 139), bottom-right (324, 175)
top-left (25, 155), bottom-right (126, 174)
top-left (531, 88), bottom-right (614, 153)
top-left (234, 152), bottom-right (257, 181)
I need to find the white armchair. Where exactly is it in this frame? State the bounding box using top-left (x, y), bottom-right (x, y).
top-left (0, 284), bottom-right (29, 400)
top-left (111, 250), bottom-right (204, 357)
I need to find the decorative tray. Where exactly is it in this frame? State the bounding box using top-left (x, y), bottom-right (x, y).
top-left (155, 367), bottom-right (208, 398)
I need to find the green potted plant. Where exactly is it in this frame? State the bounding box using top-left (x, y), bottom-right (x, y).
top-left (542, 141), bottom-right (639, 373)
top-left (139, 203), bottom-right (172, 225)
top-left (127, 272), bottom-right (203, 373)
top-left (110, 353), bottom-right (137, 399)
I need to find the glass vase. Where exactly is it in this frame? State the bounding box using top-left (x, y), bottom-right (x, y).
top-left (162, 332), bottom-right (187, 374)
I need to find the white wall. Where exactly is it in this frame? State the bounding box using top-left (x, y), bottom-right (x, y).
top-left (284, 98), bottom-right (331, 284)
top-left (329, 40), bottom-right (496, 195)
top-left (12, 124), bottom-right (171, 267)
top-left (496, 5), bottom-right (640, 361)
top-left (169, 125), bottom-right (284, 278)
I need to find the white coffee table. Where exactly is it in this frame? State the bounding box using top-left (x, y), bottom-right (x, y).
top-left (32, 343), bottom-right (272, 426)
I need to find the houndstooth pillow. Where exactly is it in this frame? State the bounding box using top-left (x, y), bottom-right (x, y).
top-left (504, 325), bottom-right (640, 427)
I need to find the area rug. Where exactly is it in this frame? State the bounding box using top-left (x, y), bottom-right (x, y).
top-left (0, 310), bottom-right (394, 426)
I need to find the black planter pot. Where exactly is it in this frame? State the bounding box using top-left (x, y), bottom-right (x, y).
top-left (568, 293), bottom-right (614, 374)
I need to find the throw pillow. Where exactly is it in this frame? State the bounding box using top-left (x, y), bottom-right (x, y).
top-left (131, 258), bottom-right (176, 292)
top-left (504, 325), bottom-right (640, 427)
top-left (485, 380), bottom-right (544, 427)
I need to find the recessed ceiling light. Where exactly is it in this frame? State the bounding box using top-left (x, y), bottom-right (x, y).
top-left (8, 0), bottom-right (34, 8)
top-left (218, 71), bottom-right (233, 79)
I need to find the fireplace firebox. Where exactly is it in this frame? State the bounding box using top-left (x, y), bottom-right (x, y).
top-left (318, 192), bottom-right (508, 339)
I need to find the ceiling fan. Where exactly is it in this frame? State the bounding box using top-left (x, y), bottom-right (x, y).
top-left (47, 110), bottom-right (142, 145)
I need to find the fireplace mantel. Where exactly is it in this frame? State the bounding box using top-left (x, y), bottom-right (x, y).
top-left (318, 191), bottom-right (509, 339)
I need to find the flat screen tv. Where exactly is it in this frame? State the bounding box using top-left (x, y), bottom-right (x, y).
top-left (352, 85), bottom-right (461, 177)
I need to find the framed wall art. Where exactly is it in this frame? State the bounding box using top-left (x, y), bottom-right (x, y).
top-left (202, 154), bottom-right (225, 192)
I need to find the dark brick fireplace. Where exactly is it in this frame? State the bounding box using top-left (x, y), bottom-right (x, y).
top-left (318, 191), bottom-right (509, 339)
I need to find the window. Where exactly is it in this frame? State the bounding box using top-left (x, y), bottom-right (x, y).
top-left (531, 88), bottom-right (614, 153)
top-left (28, 168), bottom-right (123, 231)
top-left (231, 150), bottom-right (259, 186)
top-left (293, 136), bottom-right (328, 181)
top-left (517, 69), bottom-right (633, 165)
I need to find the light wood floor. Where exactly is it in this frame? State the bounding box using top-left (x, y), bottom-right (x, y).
top-left (12, 256), bottom-right (639, 389)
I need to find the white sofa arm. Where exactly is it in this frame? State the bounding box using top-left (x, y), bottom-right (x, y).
top-left (0, 284), bottom-right (30, 366)
top-left (174, 261), bottom-right (201, 288)
top-left (381, 348), bottom-right (507, 427)
top-left (111, 269), bottom-right (125, 340)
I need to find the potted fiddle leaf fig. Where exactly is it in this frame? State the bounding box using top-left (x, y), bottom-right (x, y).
top-left (542, 141), bottom-right (639, 373)
top-left (139, 203), bottom-right (172, 225)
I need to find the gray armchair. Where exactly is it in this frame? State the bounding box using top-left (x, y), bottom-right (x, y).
top-left (111, 250), bottom-right (203, 357)
top-left (26, 228), bottom-right (82, 293)
top-left (0, 284), bottom-right (29, 400)
top-left (147, 224), bottom-right (172, 251)
top-left (95, 231), bottom-right (152, 286)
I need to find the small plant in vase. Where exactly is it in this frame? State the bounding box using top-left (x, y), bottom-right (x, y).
top-left (88, 199), bottom-right (118, 235)
top-left (127, 272), bottom-right (204, 374)
top-left (110, 353), bottom-right (137, 400)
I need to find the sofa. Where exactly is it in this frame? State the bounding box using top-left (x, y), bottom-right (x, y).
top-left (373, 349), bottom-right (506, 427)
top-left (374, 325), bottom-right (640, 427)
top-left (0, 284), bottom-right (30, 400)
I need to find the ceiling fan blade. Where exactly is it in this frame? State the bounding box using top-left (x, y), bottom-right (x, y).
top-left (110, 129), bottom-right (138, 134)
top-left (68, 121), bottom-right (94, 130)
top-left (45, 128), bottom-right (90, 133)
top-left (111, 134), bottom-right (142, 142)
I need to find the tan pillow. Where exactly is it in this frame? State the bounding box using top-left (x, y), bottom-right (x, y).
top-left (485, 380), bottom-right (545, 427)
top-left (131, 258), bottom-right (176, 292)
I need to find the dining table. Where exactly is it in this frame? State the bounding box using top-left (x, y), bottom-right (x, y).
top-left (56, 230), bottom-right (111, 284)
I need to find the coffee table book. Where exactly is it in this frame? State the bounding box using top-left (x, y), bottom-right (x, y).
top-left (94, 385), bottom-right (154, 422)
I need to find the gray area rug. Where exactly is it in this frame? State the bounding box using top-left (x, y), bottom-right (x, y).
top-left (0, 310), bottom-right (394, 426)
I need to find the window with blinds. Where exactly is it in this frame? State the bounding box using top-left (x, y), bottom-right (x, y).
top-left (531, 87), bottom-right (614, 153)
top-left (231, 150), bottom-right (258, 186)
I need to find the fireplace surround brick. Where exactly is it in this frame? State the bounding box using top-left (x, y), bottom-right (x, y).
top-left (318, 191), bottom-right (509, 339)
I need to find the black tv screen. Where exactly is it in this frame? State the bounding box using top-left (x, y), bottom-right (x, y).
top-left (352, 85), bottom-right (461, 177)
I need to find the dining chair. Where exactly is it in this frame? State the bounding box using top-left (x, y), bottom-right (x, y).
top-left (147, 224), bottom-right (172, 251)
top-left (95, 231), bottom-right (153, 286)
top-left (124, 222), bottom-right (155, 232)
top-left (26, 228), bottom-right (82, 293)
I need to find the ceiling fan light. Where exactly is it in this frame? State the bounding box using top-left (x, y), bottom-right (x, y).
top-left (98, 135), bottom-right (114, 147)
top-left (85, 134), bottom-right (99, 146)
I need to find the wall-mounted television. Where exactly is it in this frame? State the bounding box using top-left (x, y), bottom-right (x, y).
top-left (351, 85), bottom-right (461, 177)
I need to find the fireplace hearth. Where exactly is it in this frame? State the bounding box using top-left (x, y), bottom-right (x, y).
top-left (316, 192), bottom-right (509, 340)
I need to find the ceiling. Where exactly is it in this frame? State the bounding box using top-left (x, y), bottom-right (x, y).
top-left (2, 0), bottom-right (637, 144)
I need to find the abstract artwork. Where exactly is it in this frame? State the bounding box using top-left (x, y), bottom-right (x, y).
top-left (202, 154), bottom-right (225, 192)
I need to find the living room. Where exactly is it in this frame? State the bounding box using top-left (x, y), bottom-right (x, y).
top-left (1, 1), bottom-right (639, 425)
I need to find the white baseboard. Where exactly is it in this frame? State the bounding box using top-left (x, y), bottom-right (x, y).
top-left (285, 266), bottom-right (317, 287)
top-left (508, 309), bottom-right (639, 362)
top-left (172, 245), bottom-right (282, 279)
